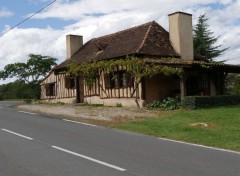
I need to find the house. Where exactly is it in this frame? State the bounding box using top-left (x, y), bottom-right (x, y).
top-left (40, 11), bottom-right (240, 107)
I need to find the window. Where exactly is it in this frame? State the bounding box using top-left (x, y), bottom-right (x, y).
top-left (98, 43), bottom-right (108, 51)
top-left (65, 76), bottom-right (76, 89)
top-left (104, 71), bottom-right (133, 89)
top-left (46, 83), bottom-right (55, 96)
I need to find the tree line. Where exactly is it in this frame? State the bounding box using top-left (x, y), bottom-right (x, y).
top-left (0, 54), bottom-right (56, 100)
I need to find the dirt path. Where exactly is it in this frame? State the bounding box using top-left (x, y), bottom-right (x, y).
top-left (17, 104), bottom-right (166, 127)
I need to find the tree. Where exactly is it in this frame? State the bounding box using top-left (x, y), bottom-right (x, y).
top-left (225, 74), bottom-right (240, 95)
top-left (0, 54), bottom-right (57, 83)
top-left (0, 54), bottom-right (57, 99)
top-left (0, 80), bottom-right (36, 100)
top-left (193, 14), bottom-right (228, 62)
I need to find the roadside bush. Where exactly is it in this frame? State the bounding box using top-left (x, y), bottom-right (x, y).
top-left (116, 103), bottom-right (123, 107)
top-left (147, 100), bottom-right (161, 109)
top-left (182, 95), bottom-right (240, 109)
top-left (147, 97), bottom-right (180, 110)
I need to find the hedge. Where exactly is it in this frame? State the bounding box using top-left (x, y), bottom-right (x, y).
top-left (182, 95), bottom-right (240, 109)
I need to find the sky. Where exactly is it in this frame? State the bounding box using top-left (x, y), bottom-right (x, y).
top-left (0, 0), bottom-right (240, 84)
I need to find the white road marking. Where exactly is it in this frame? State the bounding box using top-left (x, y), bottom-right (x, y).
top-left (63, 119), bottom-right (96, 127)
top-left (1, 129), bottom-right (34, 140)
top-left (18, 111), bottom-right (36, 115)
top-left (158, 137), bottom-right (240, 155)
top-left (52, 146), bottom-right (126, 172)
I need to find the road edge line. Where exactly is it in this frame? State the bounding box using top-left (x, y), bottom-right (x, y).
top-left (158, 137), bottom-right (240, 155)
top-left (63, 119), bottom-right (96, 127)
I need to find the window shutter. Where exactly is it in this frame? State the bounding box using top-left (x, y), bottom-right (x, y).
top-left (51, 84), bottom-right (55, 96)
top-left (115, 73), bottom-right (120, 88)
top-left (70, 78), bottom-right (76, 88)
top-left (45, 84), bottom-right (51, 96)
top-left (126, 73), bottom-right (134, 87)
top-left (46, 83), bottom-right (55, 96)
top-left (104, 74), bottom-right (111, 89)
top-left (65, 76), bottom-right (71, 88)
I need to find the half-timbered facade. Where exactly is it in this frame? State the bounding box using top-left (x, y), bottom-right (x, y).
top-left (40, 70), bottom-right (77, 103)
top-left (40, 11), bottom-right (240, 107)
top-left (82, 67), bottom-right (145, 107)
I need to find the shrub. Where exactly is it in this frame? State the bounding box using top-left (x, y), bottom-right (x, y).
top-left (161, 97), bottom-right (180, 110)
top-left (147, 100), bottom-right (162, 109)
top-left (56, 101), bottom-right (65, 105)
top-left (147, 97), bottom-right (180, 110)
top-left (116, 103), bottom-right (123, 107)
top-left (91, 104), bottom-right (104, 107)
top-left (182, 95), bottom-right (240, 109)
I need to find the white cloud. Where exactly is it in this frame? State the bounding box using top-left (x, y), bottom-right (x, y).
top-left (0, 0), bottom-right (240, 85)
top-left (0, 28), bottom-right (66, 70)
top-left (31, 0), bottom-right (224, 20)
top-left (0, 8), bottom-right (14, 17)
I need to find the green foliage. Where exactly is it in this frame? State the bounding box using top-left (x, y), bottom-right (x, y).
top-left (68, 57), bottom-right (182, 87)
top-left (0, 54), bottom-right (57, 83)
top-left (181, 97), bottom-right (196, 110)
top-left (0, 80), bottom-right (38, 100)
top-left (147, 97), bottom-right (180, 110)
top-left (91, 104), bottom-right (104, 107)
top-left (161, 97), bottom-right (180, 110)
top-left (225, 74), bottom-right (240, 95)
top-left (182, 95), bottom-right (240, 109)
top-left (35, 101), bottom-right (65, 105)
top-left (116, 103), bottom-right (123, 107)
top-left (0, 54), bottom-right (57, 99)
top-left (193, 14), bottom-right (228, 62)
top-left (147, 100), bottom-right (162, 109)
top-left (117, 105), bottom-right (240, 151)
top-left (56, 101), bottom-right (65, 105)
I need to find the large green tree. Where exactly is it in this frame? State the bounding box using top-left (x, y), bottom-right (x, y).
top-left (0, 54), bottom-right (57, 99)
top-left (193, 14), bottom-right (228, 62)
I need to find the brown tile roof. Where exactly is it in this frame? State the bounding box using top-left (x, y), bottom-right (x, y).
top-left (147, 59), bottom-right (240, 73)
top-left (54, 21), bottom-right (179, 70)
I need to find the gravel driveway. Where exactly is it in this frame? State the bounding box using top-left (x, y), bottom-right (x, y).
top-left (17, 104), bottom-right (164, 126)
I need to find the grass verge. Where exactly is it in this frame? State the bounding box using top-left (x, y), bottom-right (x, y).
top-left (115, 105), bottom-right (240, 152)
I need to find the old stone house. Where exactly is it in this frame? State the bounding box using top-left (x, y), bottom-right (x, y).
top-left (40, 11), bottom-right (240, 107)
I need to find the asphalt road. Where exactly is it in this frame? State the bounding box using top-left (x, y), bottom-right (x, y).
top-left (0, 101), bottom-right (240, 176)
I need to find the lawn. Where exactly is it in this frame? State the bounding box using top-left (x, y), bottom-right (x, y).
top-left (115, 105), bottom-right (240, 151)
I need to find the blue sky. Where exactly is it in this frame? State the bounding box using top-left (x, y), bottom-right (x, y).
top-left (0, 0), bottom-right (240, 84)
top-left (0, 0), bottom-right (74, 32)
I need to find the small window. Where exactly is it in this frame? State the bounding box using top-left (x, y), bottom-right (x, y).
top-left (98, 43), bottom-right (108, 51)
top-left (46, 83), bottom-right (55, 96)
top-left (65, 76), bottom-right (76, 89)
top-left (125, 72), bottom-right (134, 87)
top-left (104, 71), bottom-right (134, 89)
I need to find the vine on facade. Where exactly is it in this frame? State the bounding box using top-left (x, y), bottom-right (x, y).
top-left (68, 57), bottom-right (183, 87)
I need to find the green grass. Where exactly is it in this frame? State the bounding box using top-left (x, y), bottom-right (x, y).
top-left (116, 106), bottom-right (240, 151)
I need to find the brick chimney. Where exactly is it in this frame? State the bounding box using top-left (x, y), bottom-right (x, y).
top-left (168, 12), bottom-right (194, 60)
top-left (66, 35), bottom-right (83, 59)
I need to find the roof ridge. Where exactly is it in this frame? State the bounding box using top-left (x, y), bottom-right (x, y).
top-left (95, 21), bottom-right (154, 40)
top-left (135, 21), bottom-right (155, 53)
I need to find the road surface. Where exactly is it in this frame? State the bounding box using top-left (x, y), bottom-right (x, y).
top-left (0, 101), bottom-right (239, 176)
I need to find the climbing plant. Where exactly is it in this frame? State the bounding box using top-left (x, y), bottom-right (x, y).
top-left (68, 57), bottom-right (182, 86)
